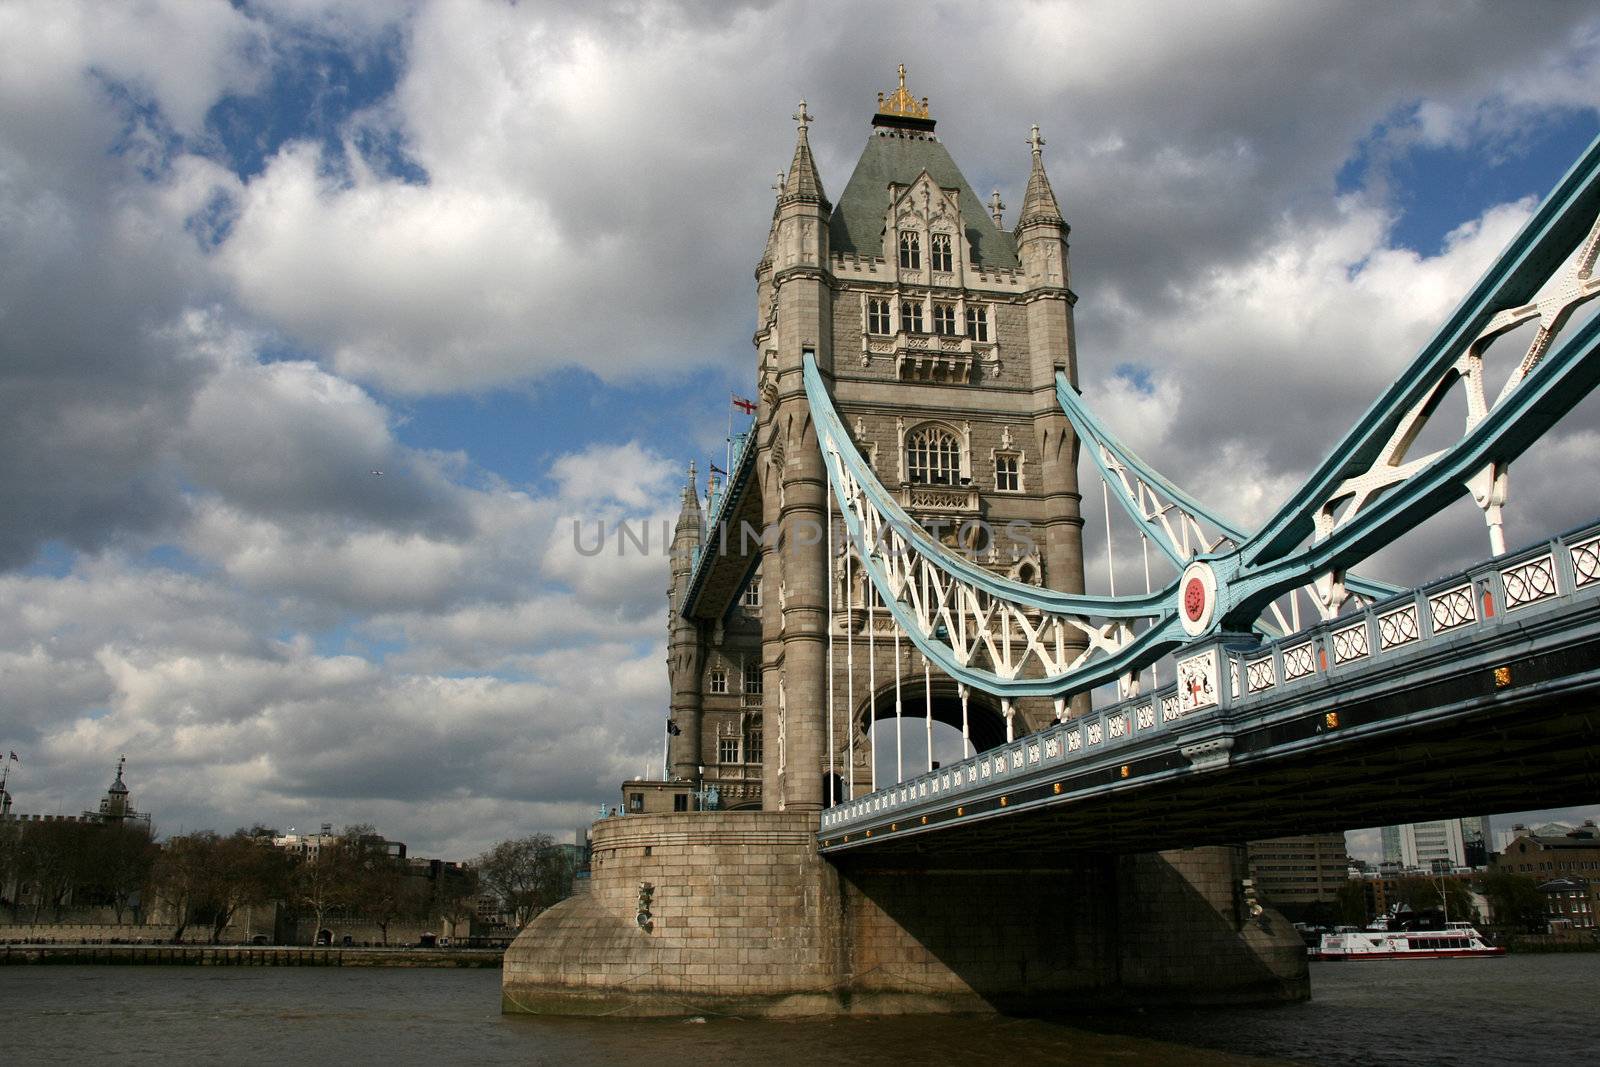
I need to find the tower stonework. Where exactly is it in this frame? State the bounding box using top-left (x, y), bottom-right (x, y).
top-left (666, 464), bottom-right (704, 782)
top-left (505, 70), bottom-right (1306, 1017)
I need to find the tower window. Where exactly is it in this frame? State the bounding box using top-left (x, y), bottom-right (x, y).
top-left (742, 579), bottom-right (761, 608)
top-left (719, 737), bottom-right (740, 764)
top-left (995, 453), bottom-right (1021, 492)
top-left (906, 425), bottom-right (961, 486)
top-left (743, 662), bottom-right (763, 695)
top-left (900, 300), bottom-right (924, 334)
top-left (933, 302), bottom-right (957, 335)
top-left (931, 233), bottom-right (953, 272)
top-left (898, 231), bottom-right (921, 270)
top-left (867, 298), bottom-right (892, 335)
top-left (966, 305), bottom-right (989, 342)
top-left (709, 668), bottom-right (728, 694)
top-left (746, 731), bottom-right (763, 764)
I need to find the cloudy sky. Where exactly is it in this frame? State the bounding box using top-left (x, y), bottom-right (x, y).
top-left (1, 0), bottom-right (1597, 860)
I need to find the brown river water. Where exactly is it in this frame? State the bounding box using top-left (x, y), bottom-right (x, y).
top-left (2, 956), bottom-right (1594, 1065)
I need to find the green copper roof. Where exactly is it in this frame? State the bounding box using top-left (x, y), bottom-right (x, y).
top-left (828, 129), bottom-right (1019, 270)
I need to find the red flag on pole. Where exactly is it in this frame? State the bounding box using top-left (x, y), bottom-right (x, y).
top-left (731, 395), bottom-right (756, 415)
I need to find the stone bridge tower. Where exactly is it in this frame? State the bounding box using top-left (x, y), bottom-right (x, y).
top-left (751, 68), bottom-right (1088, 810)
top-left (504, 69), bottom-right (1306, 1018)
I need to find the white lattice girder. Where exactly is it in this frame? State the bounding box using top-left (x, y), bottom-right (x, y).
top-left (822, 428), bottom-right (1163, 694)
top-left (1314, 212), bottom-right (1600, 551)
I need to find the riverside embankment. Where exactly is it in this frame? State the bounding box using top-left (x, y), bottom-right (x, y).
top-left (0, 943), bottom-right (502, 967)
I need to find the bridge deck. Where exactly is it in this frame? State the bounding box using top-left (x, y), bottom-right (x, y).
top-left (819, 521), bottom-right (1600, 863)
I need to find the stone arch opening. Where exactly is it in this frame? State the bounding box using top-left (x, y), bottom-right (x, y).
top-left (846, 680), bottom-right (1005, 791)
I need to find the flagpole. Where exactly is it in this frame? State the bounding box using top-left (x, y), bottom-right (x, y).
top-left (726, 392), bottom-right (734, 488)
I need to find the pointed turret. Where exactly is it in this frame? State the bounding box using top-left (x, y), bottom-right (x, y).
top-left (668, 462), bottom-right (705, 782)
top-left (773, 101), bottom-right (831, 277)
top-left (1013, 122), bottom-right (1086, 709)
top-left (669, 461), bottom-right (703, 606)
top-left (97, 755), bottom-right (133, 820)
top-left (782, 101), bottom-right (828, 207)
top-left (1016, 125), bottom-right (1066, 232)
top-left (1015, 124), bottom-right (1070, 292)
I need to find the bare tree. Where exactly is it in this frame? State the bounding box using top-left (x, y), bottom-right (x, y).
top-left (205, 830), bottom-right (289, 943)
top-left (17, 821), bottom-right (95, 921)
top-left (346, 831), bottom-right (410, 945)
top-left (93, 823), bottom-right (159, 924)
top-left (475, 835), bottom-right (574, 928)
top-left (433, 864), bottom-right (480, 936)
top-left (150, 831), bottom-right (221, 942)
top-left (290, 839), bottom-right (351, 941)
top-left (0, 819), bottom-right (21, 920)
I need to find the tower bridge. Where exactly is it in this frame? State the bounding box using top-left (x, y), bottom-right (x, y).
top-left (505, 69), bottom-right (1600, 1018)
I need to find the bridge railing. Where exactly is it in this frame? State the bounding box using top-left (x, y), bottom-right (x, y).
top-left (694, 428), bottom-right (756, 569)
top-left (820, 519), bottom-right (1600, 840)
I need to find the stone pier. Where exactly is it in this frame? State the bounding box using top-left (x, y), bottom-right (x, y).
top-left (501, 811), bottom-right (1307, 1017)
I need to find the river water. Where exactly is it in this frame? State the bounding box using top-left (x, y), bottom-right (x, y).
top-left (2, 957), bottom-right (1593, 1065)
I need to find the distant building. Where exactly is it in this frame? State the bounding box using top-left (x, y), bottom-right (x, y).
top-left (1350, 865), bottom-right (1479, 923)
top-left (1537, 877), bottom-right (1594, 932)
top-left (618, 778), bottom-right (698, 815)
top-left (270, 823), bottom-right (406, 860)
top-left (0, 756), bottom-right (151, 830)
top-left (1381, 819), bottom-right (1468, 870)
top-left (1492, 821), bottom-right (1600, 931)
top-left (1247, 833), bottom-right (1351, 913)
top-left (1460, 816), bottom-right (1491, 867)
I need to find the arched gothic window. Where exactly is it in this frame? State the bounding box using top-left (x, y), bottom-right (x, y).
top-left (931, 232), bottom-right (953, 271)
top-left (898, 231), bottom-right (921, 270)
top-left (906, 425), bottom-right (961, 485)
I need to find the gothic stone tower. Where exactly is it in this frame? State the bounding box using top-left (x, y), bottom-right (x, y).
top-left (507, 71), bottom-right (1306, 1018)
top-left (747, 68), bottom-right (1087, 811)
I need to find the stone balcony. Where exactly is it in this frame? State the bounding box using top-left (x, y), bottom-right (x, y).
top-left (895, 484), bottom-right (980, 514)
top-left (863, 331), bottom-right (997, 383)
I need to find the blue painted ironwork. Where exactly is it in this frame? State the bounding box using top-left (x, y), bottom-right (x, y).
top-left (680, 419), bottom-right (759, 616)
top-left (1055, 379), bottom-right (1401, 609)
top-left (807, 354), bottom-right (1182, 698)
top-left (819, 518), bottom-right (1600, 846)
top-left (809, 131), bottom-right (1600, 709)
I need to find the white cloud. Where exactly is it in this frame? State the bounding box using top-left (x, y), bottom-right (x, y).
top-left (2, 1), bottom-right (1599, 856)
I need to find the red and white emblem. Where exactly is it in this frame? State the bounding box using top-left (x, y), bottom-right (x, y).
top-left (1178, 561), bottom-right (1217, 637)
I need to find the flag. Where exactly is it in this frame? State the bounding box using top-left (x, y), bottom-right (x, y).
top-left (709, 463), bottom-right (727, 476)
top-left (731, 395), bottom-right (756, 415)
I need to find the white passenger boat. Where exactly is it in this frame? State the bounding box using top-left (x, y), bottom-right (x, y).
top-left (1312, 922), bottom-right (1505, 961)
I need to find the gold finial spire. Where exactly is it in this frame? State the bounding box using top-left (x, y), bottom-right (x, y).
top-left (875, 63), bottom-right (929, 120)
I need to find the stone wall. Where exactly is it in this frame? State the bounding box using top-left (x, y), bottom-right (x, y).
top-left (838, 857), bottom-right (1120, 1013)
top-left (503, 811), bottom-right (841, 1016)
top-left (1115, 846), bottom-right (1306, 1003)
top-left (503, 815), bottom-right (1307, 1017)
top-left (0, 923), bottom-right (218, 943)
top-left (837, 846), bottom-right (1303, 1013)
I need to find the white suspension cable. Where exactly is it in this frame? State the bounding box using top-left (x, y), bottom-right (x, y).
top-left (1103, 477), bottom-right (1117, 597)
top-left (845, 541), bottom-right (855, 800)
top-left (868, 567), bottom-right (877, 793)
top-left (923, 656), bottom-right (933, 774)
top-left (1142, 532), bottom-right (1156, 690)
top-left (826, 477), bottom-right (836, 808)
top-left (959, 683), bottom-right (971, 757)
top-left (894, 619), bottom-right (903, 785)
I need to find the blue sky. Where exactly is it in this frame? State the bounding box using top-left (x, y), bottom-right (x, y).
top-left (1, 1), bottom-right (1598, 859)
